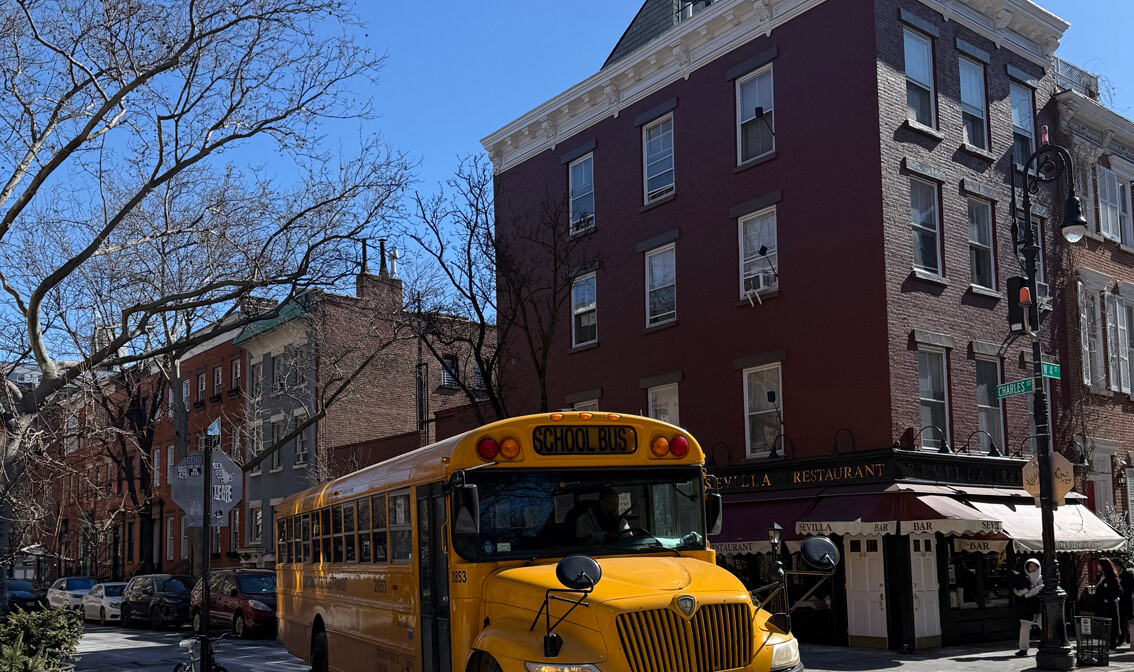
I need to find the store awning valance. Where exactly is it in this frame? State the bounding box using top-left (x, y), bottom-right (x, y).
top-left (712, 495), bottom-right (817, 555)
top-left (901, 495), bottom-right (1003, 536)
top-left (968, 501), bottom-right (1126, 553)
top-left (793, 491), bottom-right (1002, 537)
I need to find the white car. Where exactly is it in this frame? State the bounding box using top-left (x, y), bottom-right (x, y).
top-left (47, 577), bottom-right (96, 610)
top-left (81, 582), bottom-right (126, 625)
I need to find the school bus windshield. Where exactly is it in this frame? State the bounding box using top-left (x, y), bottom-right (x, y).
top-left (453, 466), bottom-right (706, 562)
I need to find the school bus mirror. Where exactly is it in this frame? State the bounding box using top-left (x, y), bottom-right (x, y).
top-left (706, 493), bottom-right (723, 537)
top-left (555, 555), bottom-right (602, 591)
top-left (452, 483), bottom-right (480, 535)
top-left (799, 536), bottom-right (840, 571)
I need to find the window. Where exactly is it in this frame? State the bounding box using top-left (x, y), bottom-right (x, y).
top-left (1035, 219), bottom-right (1049, 302)
top-left (65, 416), bottom-right (78, 454)
top-left (572, 399), bottom-right (599, 412)
top-left (388, 492), bottom-right (412, 562)
top-left (643, 115), bottom-right (674, 203)
top-left (569, 154), bottom-right (595, 234)
top-left (302, 513), bottom-right (311, 563)
top-left (331, 505), bottom-right (343, 563)
top-left (153, 449), bottom-right (160, 488)
top-left (648, 384), bottom-right (679, 425)
top-left (231, 428), bottom-right (241, 458)
top-left (343, 501), bottom-right (356, 563)
top-left (167, 388), bottom-right (173, 418)
top-left (917, 350), bottom-right (949, 450)
top-left (474, 364), bottom-right (486, 389)
top-left (1010, 83), bottom-right (1034, 167)
top-left (371, 493), bottom-right (387, 562)
top-left (231, 509), bottom-right (240, 551)
top-left (231, 359), bottom-right (241, 390)
top-left (212, 522), bottom-right (221, 554)
top-left (1097, 166), bottom-right (1126, 243)
top-left (740, 208), bottom-right (778, 295)
top-left (180, 516), bottom-right (188, 559)
top-left (904, 29), bottom-right (935, 126)
top-left (1128, 303), bottom-right (1134, 393)
top-left (358, 499), bottom-right (371, 563)
top-left (1079, 282), bottom-right (1106, 387)
top-left (166, 446), bottom-right (173, 484)
top-left (250, 362), bottom-right (262, 399)
top-left (213, 367), bottom-right (222, 395)
top-left (295, 423), bottom-right (308, 465)
top-left (743, 364), bottom-right (782, 457)
top-left (315, 508), bottom-right (328, 563)
top-left (910, 178), bottom-right (941, 275)
top-left (645, 245), bottom-right (676, 326)
top-left (737, 65), bottom-right (774, 163)
top-left (968, 199), bottom-right (994, 289)
top-left (571, 273), bottom-right (597, 347)
top-left (1120, 177), bottom-right (1134, 247)
top-left (271, 421), bottom-right (285, 471)
top-left (166, 517), bottom-right (174, 560)
top-left (249, 424), bottom-right (263, 476)
top-left (975, 359), bottom-right (1003, 453)
top-left (182, 380), bottom-right (189, 409)
top-left (273, 358), bottom-right (285, 393)
top-left (251, 506), bottom-right (263, 543)
top-left (958, 57), bottom-right (987, 149)
top-left (1105, 292), bottom-right (1131, 394)
top-left (440, 356), bottom-right (459, 387)
top-left (197, 373), bottom-right (206, 400)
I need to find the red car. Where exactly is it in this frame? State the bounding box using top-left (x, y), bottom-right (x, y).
top-left (190, 569), bottom-right (276, 638)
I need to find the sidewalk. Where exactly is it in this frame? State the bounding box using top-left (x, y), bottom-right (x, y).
top-left (801, 642), bottom-right (1134, 671)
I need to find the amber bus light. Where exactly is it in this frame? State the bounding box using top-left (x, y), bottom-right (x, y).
top-left (499, 438), bottom-right (521, 460)
top-left (650, 437), bottom-right (670, 457)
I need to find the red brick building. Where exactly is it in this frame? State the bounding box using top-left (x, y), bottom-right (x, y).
top-left (485, 0), bottom-right (1126, 651)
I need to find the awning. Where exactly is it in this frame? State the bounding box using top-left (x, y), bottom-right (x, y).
top-left (794, 491), bottom-right (1001, 537)
top-left (968, 500), bottom-right (1126, 552)
top-left (795, 494), bottom-right (897, 536)
top-left (901, 495), bottom-right (1003, 536)
top-left (713, 539), bottom-right (804, 555)
top-left (712, 496), bottom-right (816, 555)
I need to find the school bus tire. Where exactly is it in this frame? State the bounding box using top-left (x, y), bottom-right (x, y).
top-left (469, 650), bottom-right (502, 672)
top-left (311, 626), bottom-right (328, 672)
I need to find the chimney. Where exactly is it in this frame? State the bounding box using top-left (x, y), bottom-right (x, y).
top-left (361, 238), bottom-right (370, 275)
top-left (378, 238), bottom-right (389, 277)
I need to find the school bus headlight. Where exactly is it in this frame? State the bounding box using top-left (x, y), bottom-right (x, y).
top-left (770, 638), bottom-right (799, 670)
top-left (524, 664), bottom-right (600, 672)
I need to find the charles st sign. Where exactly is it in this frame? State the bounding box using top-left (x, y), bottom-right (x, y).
top-left (170, 449), bottom-right (243, 527)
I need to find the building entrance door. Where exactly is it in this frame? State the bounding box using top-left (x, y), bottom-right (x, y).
top-left (845, 536), bottom-right (887, 648)
top-left (910, 534), bottom-right (941, 648)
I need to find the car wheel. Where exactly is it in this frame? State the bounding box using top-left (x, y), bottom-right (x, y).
top-left (311, 631), bottom-right (329, 672)
top-left (150, 606), bottom-right (164, 630)
top-left (192, 609), bottom-right (203, 635)
top-left (99, 608), bottom-right (107, 626)
top-left (121, 605), bottom-right (131, 628)
top-left (233, 613), bottom-right (246, 639)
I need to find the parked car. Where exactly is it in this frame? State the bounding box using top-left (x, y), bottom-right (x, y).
top-left (120, 574), bottom-right (194, 629)
top-left (5, 579), bottom-right (45, 612)
top-left (46, 577), bottom-right (95, 610)
top-left (81, 582), bottom-right (127, 626)
top-left (191, 569), bottom-right (276, 638)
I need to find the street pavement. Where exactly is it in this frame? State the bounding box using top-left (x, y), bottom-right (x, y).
top-left (75, 624), bottom-right (307, 672)
top-left (801, 641), bottom-right (1134, 671)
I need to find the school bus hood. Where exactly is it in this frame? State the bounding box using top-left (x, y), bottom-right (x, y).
top-left (483, 557), bottom-right (750, 629)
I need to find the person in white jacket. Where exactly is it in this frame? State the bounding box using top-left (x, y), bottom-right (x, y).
top-left (1013, 558), bottom-right (1044, 656)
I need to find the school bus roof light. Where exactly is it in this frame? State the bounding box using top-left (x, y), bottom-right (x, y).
top-left (606, 413), bottom-right (621, 421)
top-left (549, 413), bottom-right (564, 421)
top-left (650, 436), bottom-right (670, 457)
top-left (670, 436), bottom-right (689, 457)
top-left (578, 412), bottom-right (593, 420)
top-left (499, 437), bottom-right (522, 460)
top-left (476, 437), bottom-right (500, 461)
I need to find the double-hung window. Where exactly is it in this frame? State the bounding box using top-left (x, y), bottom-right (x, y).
top-left (643, 115), bottom-right (674, 203)
top-left (571, 273), bottom-right (597, 347)
top-left (648, 384), bottom-right (679, 425)
top-left (231, 359), bottom-right (241, 390)
top-left (182, 380), bottom-right (190, 409)
top-left (1127, 303), bottom-right (1134, 392)
top-left (904, 29), bottom-right (935, 127)
top-left (180, 516), bottom-right (188, 559)
top-left (1096, 166), bottom-right (1131, 243)
top-left (250, 362), bottom-right (262, 399)
top-left (967, 198), bottom-right (994, 289)
top-left (197, 373), bottom-right (206, 400)
top-left (910, 178), bottom-right (941, 275)
top-left (295, 423), bottom-right (309, 465)
top-left (440, 355), bottom-right (459, 387)
top-left (1078, 281), bottom-right (1106, 388)
top-left (1010, 83), bottom-right (1035, 167)
top-left (739, 207), bottom-right (778, 295)
top-left (737, 65), bottom-right (774, 163)
top-left (959, 57), bottom-right (987, 149)
top-left (271, 422), bottom-right (285, 471)
top-left (975, 359), bottom-right (1003, 453)
top-left (917, 349), bottom-right (949, 450)
top-left (569, 154), bottom-right (595, 234)
top-left (166, 446), bottom-right (173, 484)
top-left (153, 449), bottom-right (160, 488)
top-left (1105, 292), bottom-right (1131, 394)
top-left (743, 364), bottom-right (782, 458)
top-left (213, 367), bottom-right (222, 395)
top-left (645, 245), bottom-right (676, 326)
top-left (166, 517), bottom-right (174, 560)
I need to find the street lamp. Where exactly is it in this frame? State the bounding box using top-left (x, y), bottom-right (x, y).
top-left (1008, 125), bottom-right (1081, 671)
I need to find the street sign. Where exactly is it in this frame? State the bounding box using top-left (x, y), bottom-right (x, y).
top-left (996, 377), bottom-right (1034, 400)
top-left (1042, 362), bottom-right (1061, 380)
top-left (169, 449), bottom-right (243, 527)
top-left (1021, 452), bottom-right (1074, 504)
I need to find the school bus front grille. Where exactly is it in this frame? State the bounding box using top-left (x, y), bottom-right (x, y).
top-left (616, 603), bottom-right (753, 672)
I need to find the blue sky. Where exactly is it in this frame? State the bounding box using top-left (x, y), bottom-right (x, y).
top-left (356, 1), bottom-right (1133, 200)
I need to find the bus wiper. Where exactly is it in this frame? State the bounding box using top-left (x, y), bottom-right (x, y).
top-left (524, 550), bottom-right (571, 567)
top-left (593, 545), bottom-right (681, 557)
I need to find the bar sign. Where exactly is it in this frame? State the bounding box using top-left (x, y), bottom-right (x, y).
top-left (997, 378), bottom-right (1034, 400)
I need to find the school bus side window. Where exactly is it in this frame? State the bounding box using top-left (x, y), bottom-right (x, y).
top-left (332, 505), bottom-right (344, 563)
top-left (320, 508), bottom-right (331, 562)
top-left (344, 501), bottom-right (357, 562)
top-left (389, 491), bottom-right (412, 563)
top-left (372, 493), bottom-right (388, 562)
top-left (302, 513), bottom-right (311, 563)
top-left (358, 498), bottom-right (371, 562)
top-left (277, 519), bottom-right (286, 562)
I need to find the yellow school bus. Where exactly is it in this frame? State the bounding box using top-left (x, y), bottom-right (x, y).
top-left (275, 412), bottom-right (803, 672)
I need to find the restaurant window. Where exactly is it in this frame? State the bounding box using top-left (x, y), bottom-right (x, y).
top-left (389, 491), bottom-right (412, 563)
top-left (946, 543), bottom-right (1011, 611)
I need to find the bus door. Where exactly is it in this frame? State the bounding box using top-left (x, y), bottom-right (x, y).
top-left (417, 482), bottom-right (451, 672)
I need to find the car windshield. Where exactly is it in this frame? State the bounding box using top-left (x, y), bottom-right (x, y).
top-left (8, 581), bottom-right (34, 592)
top-left (453, 467), bottom-right (706, 562)
top-left (103, 585), bottom-right (124, 597)
top-left (236, 575), bottom-right (276, 595)
top-left (158, 577), bottom-right (192, 593)
top-left (67, 578), bottom-right (94, 590)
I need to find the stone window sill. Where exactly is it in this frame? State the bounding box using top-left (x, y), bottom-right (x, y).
top-left (293, 462), bottom-right (307, 469)
top-left (269, 467), bottom-right (283, 474)
top-left (968, 285), bottom-right (1003, 299)
top-left (911, 269), bottom-right (949, 286)
top-left (643, 320), bottom-right (678, 334)
top-left (640, 193), bottom-right (675, 213)
top-left (735, 290), bottom-right (780, 307)
top-left (733, 152), bottom-right (776, 174)
top-left (570, 341), bottom-right (599, 354)
top-left (903, 119), bottom-right (944, 142)
top-left (960, 143), bottom-right (996, 161)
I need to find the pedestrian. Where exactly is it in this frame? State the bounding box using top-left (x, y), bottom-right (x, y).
top-left (1014, 558), bottom-right (1043, 656)
top-left (1121, 564), bottom-right (1134, 648)
top-left (1096, 558), bottom-right (1124, 650)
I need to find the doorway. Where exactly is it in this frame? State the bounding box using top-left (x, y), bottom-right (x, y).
top-left (909, 534), bottom-right (941, 648)
top-left (845, 536), bottom-right (887, 648)
top-left (416, 483), bottom-right (451, 672)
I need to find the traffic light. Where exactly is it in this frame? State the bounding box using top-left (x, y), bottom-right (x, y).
top-left (1007, 276), bottom-right (1038, 335)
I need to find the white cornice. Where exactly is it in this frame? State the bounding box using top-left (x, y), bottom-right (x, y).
top-left (1056, 90), bottom-right (1134, 165)
top-left (482, 0), bottom-right (1067, 174)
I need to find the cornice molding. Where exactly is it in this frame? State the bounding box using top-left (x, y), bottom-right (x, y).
top-left (1055, 91), bottom-right (1134, 167)
top-left (482, 0), bottom-right (1066, 174)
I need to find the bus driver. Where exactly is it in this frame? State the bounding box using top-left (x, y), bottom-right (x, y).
top-left (574, 487), bottom-right (630, 543)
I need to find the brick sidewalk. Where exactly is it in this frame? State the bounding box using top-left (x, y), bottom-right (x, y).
top-left (801, 642), bottom-right (1134, 671)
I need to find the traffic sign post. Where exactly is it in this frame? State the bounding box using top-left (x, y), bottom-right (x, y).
top-left (997, 378), bottom-right (1034, 400)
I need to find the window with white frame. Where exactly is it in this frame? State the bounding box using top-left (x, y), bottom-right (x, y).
top-left (648, 384), bottom-right (679, 425)
top-left (167, 388), bottom-right (174, 417)
top-left (1128, 303), bottom-right (1134, 391)
top-left (743, 364), bottom-right (782, 457)
top-left (182, 380), bottom-right (189, 409)
top-left (271, 421), bottom-right (284, 471)
top-left (249, 423), bottom-right (263, 475)
top-left (231, 359), bottom-right (241, 390)
top-left (1087, 442), bottom-right (1116, 513)
top-left (645, 245), bottom-right (676, 326)
top-left (251, 506), bottom-right (263, 543)
top-left (231, 427), bottom-right (241, 458)
top-left (295, 422), bottom-right (308, 465)
top-left (153, 449), bottom-right (160, 487)
top-left (166, 446), bottom-right (173, 484)
top-left (975, 359), bottom-right (1003, 453)
top-left (959, 57), bottom-right (987, 149)
top-left (439, 355), bottom-right (459, 387)
top-left (1079, 281), bottom-right (1107, 388)
top-left (737, 65), bottom-right (774, 163)
top-left (180, 516), bottom-right (188, 559)
top-left (273, 358), bottom-right (285, 393)
top-left (571, 273), bottom-right (597, 347)
top-left (1035, 219), bottom-right (1049, 302)
top-left (1010, 83), bottom-right (1034, 167)
top-left (250, 362), bottom-right (262, 399)
top-left (643, 115), bottom-right (674, 203)
top-left (968, 198), bottom-right (994, 289)
top-left (903, 29), bottom-right (935, 127)
top-left (917, 349), bottom-right (949, 450)
top-left (166, 517), bottom-right (174, 560)
top-left (910, 178), bottom-right (941, 275)
top-left (569, 154), bottom-right (595, 234)
top-left (213, 367), bottom-right (222, 395)
top-left (1120, 175), bottom-right (1134, 247)
top-left (197, 373), bottom-right (206, 400)
top-left (1097, 165), bottom-right (1128, 243)
top-left (572, 399), bottom-right (599, 412)
top-left (1105, 292), bottom-right (1131, 394)
top-left (739, 208), bottom-right (778, 295)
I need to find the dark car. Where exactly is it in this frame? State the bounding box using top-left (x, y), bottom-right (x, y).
top-left (120, 574), bottom-right (195, 630)
top-left (5, 580), bottom-right (45, 612)
top-left (191, 569), bottom-right (276, 638)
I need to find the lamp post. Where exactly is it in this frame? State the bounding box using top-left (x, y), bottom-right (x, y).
top-left (1008, 125), bottom-right (1087, 672)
